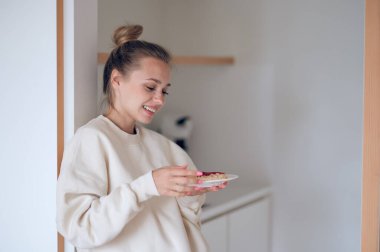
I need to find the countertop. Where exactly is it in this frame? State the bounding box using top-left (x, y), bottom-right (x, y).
top-left (201, 182), bottom-right (272, 222)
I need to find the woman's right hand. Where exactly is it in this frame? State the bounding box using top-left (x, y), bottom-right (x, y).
top-left (152, 164), bottom-right (202, 197)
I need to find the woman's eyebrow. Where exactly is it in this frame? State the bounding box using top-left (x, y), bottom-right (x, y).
top-left (146, 78), bottom-right (171, 87)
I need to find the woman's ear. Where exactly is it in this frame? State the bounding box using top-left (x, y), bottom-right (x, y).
top-left (110, 69), bottom-right (123, 89)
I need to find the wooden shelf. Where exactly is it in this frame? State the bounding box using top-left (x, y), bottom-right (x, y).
top-left (98, 52), bottom-right (234, 65)
top-left (172, 56), bottom-right (234, 65)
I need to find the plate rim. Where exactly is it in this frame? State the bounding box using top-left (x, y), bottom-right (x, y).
top-left (188, 173), bottom-right (239, 187)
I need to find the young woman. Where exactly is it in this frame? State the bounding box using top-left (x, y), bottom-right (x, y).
top-left (56, 24), bottom-right (227, 252)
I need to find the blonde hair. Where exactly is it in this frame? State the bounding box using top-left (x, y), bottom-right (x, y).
top-left (101, 24), bottom-right (171, 113)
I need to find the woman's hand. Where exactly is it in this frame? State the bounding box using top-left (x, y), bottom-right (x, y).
top-left (152, 164), bottom-right (201, 197)
top-left (152, 165), bottom-right (228, 197)
top-left (190, 182), bottom-right (228, 195)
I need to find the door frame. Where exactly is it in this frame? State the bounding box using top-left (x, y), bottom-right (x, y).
top-left (361, 0), bottom-right (380, 251)
top-left (57, 0), bottom-right (64, 251)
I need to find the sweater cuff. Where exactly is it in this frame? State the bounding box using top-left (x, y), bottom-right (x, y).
top-left (130, 171), bottom-right (160, 202)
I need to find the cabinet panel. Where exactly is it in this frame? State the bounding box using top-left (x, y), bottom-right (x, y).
top-left (202, 216), bottom-right (228, 252)
top-left (228, 198), bottom-right (270, 252)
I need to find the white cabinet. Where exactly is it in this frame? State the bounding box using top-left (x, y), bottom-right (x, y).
top-left (202, 215), bottom-right (228, 252)
top-left (202, 197), bottom-right (270, 252)
top-left (229, 198), bottom-right (270, 252)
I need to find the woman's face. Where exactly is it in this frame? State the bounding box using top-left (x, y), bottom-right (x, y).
top-left (112, 57), bottom-right (171, 125)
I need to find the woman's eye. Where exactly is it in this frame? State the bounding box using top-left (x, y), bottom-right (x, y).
top-left (145, 85), bottom-right (169, 95)
top-left (146, 86), bottom-right (155, 92)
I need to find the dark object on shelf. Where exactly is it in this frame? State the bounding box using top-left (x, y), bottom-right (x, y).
top-left (160, 114), bottom-right (194, 151)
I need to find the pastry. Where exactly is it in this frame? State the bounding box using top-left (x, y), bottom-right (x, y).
top-left (197, 172), bottom-right (227, 181)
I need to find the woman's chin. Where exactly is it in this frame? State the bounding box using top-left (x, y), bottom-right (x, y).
top-left (138, 116), bottom-right (154, 125)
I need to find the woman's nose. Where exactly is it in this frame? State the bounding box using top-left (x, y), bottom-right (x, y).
top-left (153, 91), bottom-right (164, 105)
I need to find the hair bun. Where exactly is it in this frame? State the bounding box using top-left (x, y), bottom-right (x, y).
top-left (112, 24), bottom-right (143, 47)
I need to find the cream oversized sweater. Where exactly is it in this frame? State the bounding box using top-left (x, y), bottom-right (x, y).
top-left (56, 115), bottom-right (208, 252)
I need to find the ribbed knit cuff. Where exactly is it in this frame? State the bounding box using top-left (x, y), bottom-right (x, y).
top-left (130, 171), bottom-right (160, 202)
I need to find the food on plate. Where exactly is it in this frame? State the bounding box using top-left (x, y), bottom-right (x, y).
top-left (197, 172), bottom-right (227, 181)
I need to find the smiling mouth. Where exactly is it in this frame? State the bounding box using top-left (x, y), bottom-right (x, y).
top-left (143, 105), bottom-right (157, 113)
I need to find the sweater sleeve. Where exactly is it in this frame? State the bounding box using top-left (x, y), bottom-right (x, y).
top-left (56, 128), bottom-right (159, 249)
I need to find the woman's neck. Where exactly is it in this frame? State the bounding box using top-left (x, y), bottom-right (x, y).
top-left (104, 109), bottom-right (136, 134)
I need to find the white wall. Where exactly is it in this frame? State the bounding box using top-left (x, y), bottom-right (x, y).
top-left (267, 0), bottom-right (364, 251)
top-left (74, 0), bottom-right (98, 129)
top-left (164, 2), bottom-right (365, 250)
top-left (0, 0), bottom-right (57, 251)
top-left (98, 0), bottom-right (165, 50)
top-left (160, 0), bottom-right (273, 186)
top-left (64, 1), bottom-right (98, 251)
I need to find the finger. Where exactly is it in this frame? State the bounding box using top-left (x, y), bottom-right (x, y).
top-left (192, 189), bottom-right (208, 195)
top-left (176, 183), bottom-right (203, 194)
top-left (215, 184), bottom-right (227, 189)
top-left (170, 168), bottom-right (202, 177)
top-left (171, 183), bottom-right (187, 193)
top-left (192, 186), bottom-right (211, 194)
top-left (217, 182), bottom-right (229, 189)
top-left (199, 186), bottom-right (218, 193)
top-left (183, 185), bottom-right (200, 193)
top-left (172, 176), bottom-right (199, 186)
top-left (192, 186), bottom-right (219, 195)
top-left (210, 186), bottom-right (219, 191)
top-left (179, 186), bottom-right (208, 196)
top-left (173, 169), bottom-right (200, 177)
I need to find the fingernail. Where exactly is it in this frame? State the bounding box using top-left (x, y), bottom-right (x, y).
top-left (197, 180), bottom-right (203, 184)
top-left (196, 171), bottom-right (203, 176)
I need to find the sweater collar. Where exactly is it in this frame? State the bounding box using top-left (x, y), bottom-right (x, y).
top-left (99, 115), bottom-right (142, 145)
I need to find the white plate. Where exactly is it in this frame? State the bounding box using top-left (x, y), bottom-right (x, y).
top-left (189, 174), bottom-right (239, 188)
